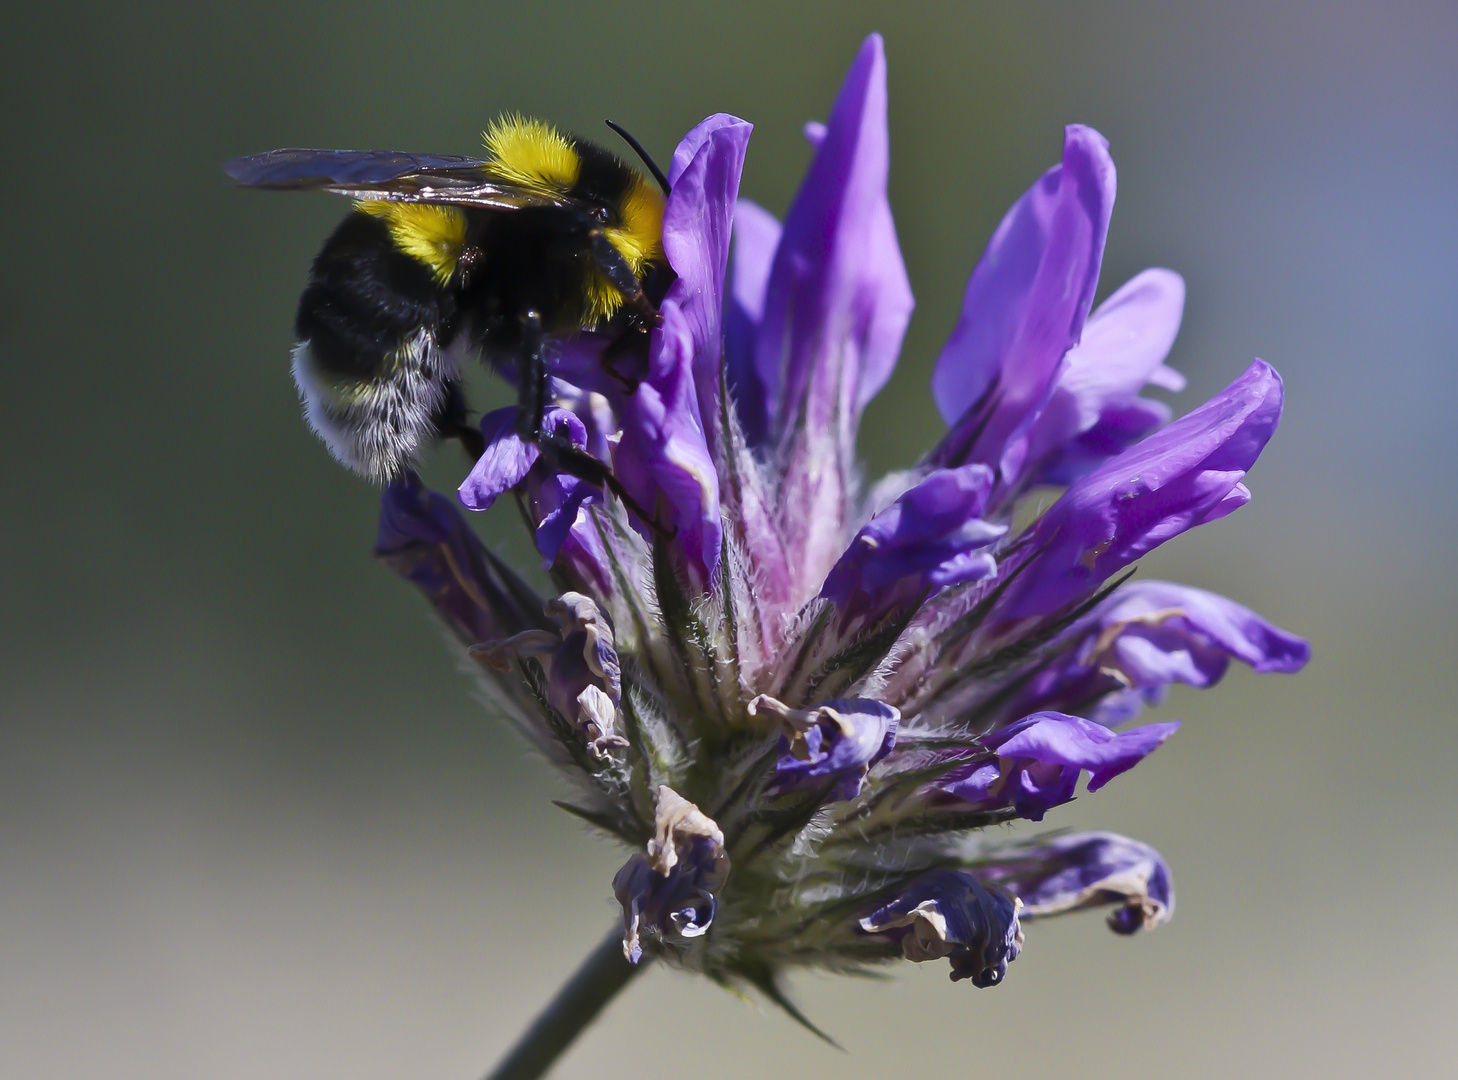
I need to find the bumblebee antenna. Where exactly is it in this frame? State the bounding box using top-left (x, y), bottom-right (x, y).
top-left (605, 120), bottom-right (672, 196)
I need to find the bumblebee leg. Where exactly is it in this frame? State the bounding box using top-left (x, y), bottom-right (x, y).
top-left (587, 229), bottom-right (661, 325)
top-left (513, 310), bottom-right (549, 441)
top-left (536, 430), bottom-right (673, 541)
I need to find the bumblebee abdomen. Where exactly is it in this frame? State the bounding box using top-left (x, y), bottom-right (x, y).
top-left (292, 211), bottom-right (460, 482)
top-left (295, 212), bottom-right (456, 379)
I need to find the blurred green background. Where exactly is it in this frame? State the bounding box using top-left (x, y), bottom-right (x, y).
top-left (2, 2), bottom-right (1454, 1077)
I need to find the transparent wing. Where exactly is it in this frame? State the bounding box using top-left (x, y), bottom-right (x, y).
top-left (223, 148), bottom-right (568, 209)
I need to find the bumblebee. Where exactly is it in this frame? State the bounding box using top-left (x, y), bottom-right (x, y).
top-left (226, 116), bottom-right (670, 484)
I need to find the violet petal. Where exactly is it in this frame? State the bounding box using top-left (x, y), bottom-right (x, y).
top-left (936, 712), bottom-right (1179, 821)
top-left (661, 114), bottom-right (753, 442)
top-left (820, 464), bottom-right (1005, 627)
top-left (754, 33), bottom-right (913, 440)
top-left (457, 406), bottom-right (539, 511)
top-left (1021, 268), bottom-right (1188, 487)
top-left (930, 125), bottom-right (1116, 489)
top-left (613, 301), bottom-right (722, 590)
top-left (991, 360), bottom-right (1284, 625)
top-left (376, 476), bottom-right (546, 648)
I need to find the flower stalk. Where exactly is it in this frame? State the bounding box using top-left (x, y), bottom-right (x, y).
top-left (483, 926), bottom-right (647, 1080)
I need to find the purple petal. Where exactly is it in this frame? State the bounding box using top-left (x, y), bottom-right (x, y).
top-left (531, 471), bottom-right (596, 567)
top-left (997, 581), bottom-right (1308, 728)
top-left (724, 198), bottom-right (783, 445)
top-left (1097, 580), bottom-right (1311, 683)
top-left (975, 831), bottom-right (1174, 934)
top-left (985, 712), bottom-right (1178, 792)
top-left (859, 870), bottom-right (1022, 987)
top-left (375, 476), bottom-right (546, 647)
top-left (661, 114), bottom-right (753, 443)
top-left (457, 406), bottom-right (539, 511)
top-left (936, 712), bottom-right (1178, 820)
top-left (1021, 268), bottom-right (1188, 486)
top-left (820, 464), bottom-right (1005, 627)
top-left (992, 360), bottom-right (1285, 625)
top-left (754, 33), bottom-right (913, 438)
top-left (613, 301), bottom-right (722, 590)
top-left (930, 125), bottom-right (1117, 489)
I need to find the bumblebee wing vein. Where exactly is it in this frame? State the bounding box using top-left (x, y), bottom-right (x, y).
top-left (224, 149), bottom-right (483, 186)
top-left (225, 149), bottom-right (570, 209)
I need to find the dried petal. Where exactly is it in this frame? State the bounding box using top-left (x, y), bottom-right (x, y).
top-left (976, 831), bottom-right (1174, 934)
top-left (860, 870), bottom-right (1023, 986)
top-left (749, 694), bottom-right (899, 802)
top-left (614, 787), bottom-right (730, 964)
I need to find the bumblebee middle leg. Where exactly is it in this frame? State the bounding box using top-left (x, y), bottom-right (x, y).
top-left (513, 310), bottom-right (550, 442)
top-left (536, 428), bottom-right (670, 539)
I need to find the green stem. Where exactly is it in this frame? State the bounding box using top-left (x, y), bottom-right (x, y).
top-left (483, 925), bottom-right (648, 1080)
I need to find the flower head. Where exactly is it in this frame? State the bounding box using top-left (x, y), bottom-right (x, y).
top-left (365, 33), bottom-right (1307, 1030)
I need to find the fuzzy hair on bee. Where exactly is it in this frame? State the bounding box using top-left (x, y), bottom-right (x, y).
top-left (227, 115), bottom-right (670, 483)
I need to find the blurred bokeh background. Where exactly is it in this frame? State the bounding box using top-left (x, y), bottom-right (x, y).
top-left (2, 2), bottom-right (1455, 1077)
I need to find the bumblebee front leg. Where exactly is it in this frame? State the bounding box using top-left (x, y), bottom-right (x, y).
top-left (587, 229), bottom-right (661, 325)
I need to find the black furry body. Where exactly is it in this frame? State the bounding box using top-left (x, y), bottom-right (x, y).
top-left (287, 141), bottom-right (662, 481)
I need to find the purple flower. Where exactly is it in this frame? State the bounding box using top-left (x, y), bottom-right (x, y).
top-left (935, 712), bottom-right (1179, 821)
top-left (820, 464), bottom-right (1006, 629)
top-left (975, 831), bottom-right (1174, 934)
top-left (929, 125), bottom-right (1116, 492)
top-left (344, 36), bottom-right (1307, 1013)
top-left (748, 694), bottom-right (899, 802)
top-left (859, 870), bottom-right (1023, 986)
top-left (990, 359), bottom-right (1285, 626)
top-left (1006, 580), bottom-right (1311, 725)
top-left (456, 403), bottom-right (609, 579)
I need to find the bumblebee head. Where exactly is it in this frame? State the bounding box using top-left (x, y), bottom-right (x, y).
top-left (484, 115), bottom-right (666, 319)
